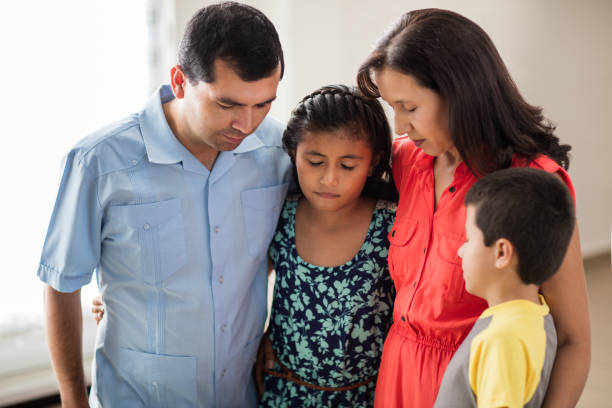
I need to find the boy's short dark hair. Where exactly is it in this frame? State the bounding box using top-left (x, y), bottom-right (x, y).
top-left (465, 168), bottom-right (575, 285)
top-left (178, 1), bottom-right (284, 84)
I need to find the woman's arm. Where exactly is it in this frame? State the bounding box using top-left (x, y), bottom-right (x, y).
top-left (541, 224), bottom-right (590, 407)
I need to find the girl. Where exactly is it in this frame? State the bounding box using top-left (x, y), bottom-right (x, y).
top-left (357, 8), bottom-right (589, 407)
top-left (258, 84), bottom-right (396, 406)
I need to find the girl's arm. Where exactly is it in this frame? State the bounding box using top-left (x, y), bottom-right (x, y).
top-left (541, 224), bottom-right (590, 407)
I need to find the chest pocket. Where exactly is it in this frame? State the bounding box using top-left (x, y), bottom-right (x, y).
top-left (432, 229), bottom-right (466, 302)
top-left (106, 198), bottom-right (186, 285)
top-left (241, 183), bottom-right (288, 258)
top-left (387, 217), bottom-right (418, 283)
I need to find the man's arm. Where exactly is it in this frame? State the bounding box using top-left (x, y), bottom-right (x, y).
top-left (44, 285), bottom-right (89, 408)
top-left (541, 225), bottom-right (590, 407)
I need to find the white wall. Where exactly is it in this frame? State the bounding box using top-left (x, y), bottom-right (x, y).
top-left (171, 0), bottom-right (612, 257)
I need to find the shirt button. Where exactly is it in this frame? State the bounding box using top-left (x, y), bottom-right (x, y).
top-left (221, 324), bottom-right (226, 333)
top-left (152, 381), bottom-right (158, 387)
top-left (449, 186), bottom-right (456, 193)
top-left (218, 275), bottom-right (224, 284)
top-left (401, 315), bottom-right (406, 322)
top-left (143, 223), bottom-right (150, 231)
top-left (391, 230), bottom-right (396, 237)
top-left (423, 248), bottom-right (426, 254)
top-left (412, 282), bottom-right (416, 288)
top-left (221, 369), bottom-right (226, 377)
top-left (214, 226), bottom-right (220, 234)
top-left (132, 159), bottom-right (138, 165)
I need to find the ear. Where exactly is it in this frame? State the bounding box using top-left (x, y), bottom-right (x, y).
top-left (170, 65), bottom-right (186, 99)
top-left (494, 238), bottom-right (515, 269)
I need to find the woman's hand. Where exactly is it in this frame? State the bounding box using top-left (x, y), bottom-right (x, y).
top-left (91, 296), bottom-right (104, 325)
top-left (254, 333), bottom-right (276, 399)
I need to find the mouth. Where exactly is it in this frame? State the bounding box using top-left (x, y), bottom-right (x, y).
top-left (411, 139), bottom-right (425, 147)
top-left (222, 132), bottom-right (247, 144)
top-left (315, 192), bottom-right (340, 199)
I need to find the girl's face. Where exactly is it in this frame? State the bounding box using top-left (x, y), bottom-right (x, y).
top-left (375, 67), bottom-right (452, 157)
top-left (295, 128), bottom-right (373, 212)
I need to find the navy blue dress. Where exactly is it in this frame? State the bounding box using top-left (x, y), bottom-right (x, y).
top-left (260, 196), bottom-right (396, 407)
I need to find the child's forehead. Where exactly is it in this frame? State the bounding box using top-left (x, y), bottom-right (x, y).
top-left (299, 129), bottom-right (372, 152)
top-left (465, 205), bottom-right (479, 227)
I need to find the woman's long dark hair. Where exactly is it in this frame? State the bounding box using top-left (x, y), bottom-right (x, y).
top-left (357, 8), bottom-right (571, 175)
top-left (283, 85), bottom-right (398, 201)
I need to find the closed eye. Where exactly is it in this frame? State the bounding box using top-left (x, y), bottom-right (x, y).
top-left (308, 161), bottom-right (323, 166)
top-left (217, 102), bottom-right (234, 110)
top-left (341, 164), bottom-right (355, 170)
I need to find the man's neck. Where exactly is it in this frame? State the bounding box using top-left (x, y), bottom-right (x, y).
top-left (162, 99), bottom-right (219, 170)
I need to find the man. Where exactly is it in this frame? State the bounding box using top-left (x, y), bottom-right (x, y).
top-left (38, 2), bottom-right (291, 407)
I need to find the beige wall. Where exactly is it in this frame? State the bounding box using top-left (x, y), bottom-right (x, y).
top-left (171, 0), bottom-right (612, 257)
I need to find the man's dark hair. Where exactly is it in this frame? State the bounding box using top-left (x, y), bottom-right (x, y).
top-left (283, 85), bottom-right (397, 201)
top-left (178, 1), bottom-right (284, 83)
top-left (465, 168), bottom-right (575, 285)
top-left (357, 9), bottom-right (571, 176)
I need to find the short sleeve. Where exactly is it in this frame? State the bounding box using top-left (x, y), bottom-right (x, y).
top-left (469, 334), bottom-right (529, 408)
top-left (37, 150), bottom-right (102, 292)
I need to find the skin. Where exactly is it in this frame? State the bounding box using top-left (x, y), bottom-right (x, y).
top-left (51, 59), bottom-right (282, 407)
top-left (458, 205), bottom-right (540, 307)
top-left (45, 286), bottom-right (88, 408)
top-left (294, 129), bottom-right (375, 267)
top-left (375, 67), bottom-right (590, 407)
top-left (163, 58), bottom-right (281, 169)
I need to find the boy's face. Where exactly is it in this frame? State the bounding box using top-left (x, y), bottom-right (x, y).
top-left (457, 205), bottom-right (497, 298)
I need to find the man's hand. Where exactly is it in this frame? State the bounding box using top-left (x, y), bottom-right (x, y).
top-left (91, 296), bottom-right (104, 325)
top-left (254, 333), bottom-right (276, 399)
top-left (45, 285), bottom-right (89, 408)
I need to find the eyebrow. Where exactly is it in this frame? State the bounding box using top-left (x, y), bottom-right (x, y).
top-left (217, 96), bottom-right (277, 107)
top-left (304, 151), bottom-right (364, 159)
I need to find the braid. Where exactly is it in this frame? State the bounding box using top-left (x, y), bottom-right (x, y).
top-left (283, 84), bottom-right (396, 200)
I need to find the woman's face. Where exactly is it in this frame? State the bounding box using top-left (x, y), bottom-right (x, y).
top-left (375, 67), bottom-right (452, 157)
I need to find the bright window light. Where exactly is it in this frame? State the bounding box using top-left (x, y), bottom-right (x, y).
top-left (0, 0), bottom-right (148, 345)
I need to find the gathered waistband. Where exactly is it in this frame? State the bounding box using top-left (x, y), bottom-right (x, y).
top-left (389, 323), bottom-right (460, 353)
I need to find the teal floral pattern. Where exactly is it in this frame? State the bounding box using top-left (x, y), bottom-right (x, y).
top-left (260, 196), bottom-right (396, 407)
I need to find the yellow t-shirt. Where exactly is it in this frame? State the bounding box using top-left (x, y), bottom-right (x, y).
top-left (435, 295), bottom-right (557, 408)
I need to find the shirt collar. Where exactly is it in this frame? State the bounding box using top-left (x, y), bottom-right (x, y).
top-left (139, 85), bottom-right (184, 165)
top-left (232, 132), bottom-right (264, 154)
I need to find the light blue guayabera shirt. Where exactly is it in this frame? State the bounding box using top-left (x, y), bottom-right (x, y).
top-left (38, 85), bottom-right (292, 407)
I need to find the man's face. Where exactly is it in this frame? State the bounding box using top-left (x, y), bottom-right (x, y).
top-left (179, 59), bottom-right (281, 152)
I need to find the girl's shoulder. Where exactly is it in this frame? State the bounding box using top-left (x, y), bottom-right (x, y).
top-left (373, 200), bottom-right (397, 232)
top-left (375, 199), bottom-right (397, 213)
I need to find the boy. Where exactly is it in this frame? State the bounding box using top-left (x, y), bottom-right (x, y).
top-left (434, 168), bottom-right (575, 408)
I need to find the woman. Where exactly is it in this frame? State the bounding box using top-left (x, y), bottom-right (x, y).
top-left (357, 9), bottom-right (590, 407)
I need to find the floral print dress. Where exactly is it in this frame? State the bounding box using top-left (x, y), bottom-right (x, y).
top-left (260, 195), bottom-right (396, 407)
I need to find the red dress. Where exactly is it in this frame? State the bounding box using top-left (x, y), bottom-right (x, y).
top-left (374, 137), bottom-right (575, 407)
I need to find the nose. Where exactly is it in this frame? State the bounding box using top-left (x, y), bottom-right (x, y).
top-left (457, 243), bottom-right (465, 258)
top-left (394, 113), bottom-right (412, 136)
top-left (231, 108), bottom-right (255, 135)
top-left (321, 166), bottom-right (339, 187)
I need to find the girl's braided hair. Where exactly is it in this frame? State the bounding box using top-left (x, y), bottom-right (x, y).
top-left (283, 84), bottom-right (397, 200)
